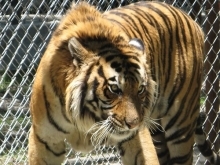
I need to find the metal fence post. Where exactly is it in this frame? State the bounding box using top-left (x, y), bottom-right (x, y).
top-left (204, 1), bottom-right (220, 165)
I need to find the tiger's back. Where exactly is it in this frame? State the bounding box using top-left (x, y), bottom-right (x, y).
top-left (105, 2), bottom-right (204, 164)
top-left (28, 1), bottom-right (204, 165)
top-left (105, 2), bottom-right (204, 104)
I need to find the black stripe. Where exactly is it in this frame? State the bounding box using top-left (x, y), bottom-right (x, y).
top-left (108, 76), bottom-right (116, 82)
top-left (98, 97), bottom-right (112, 104)
top-left (97, 65), bottom-right (105, 78)
top-left (50, 72), bottom-right (71, 124)
top-left (158, 149), bottom-right (170, 157)
top-left (36, 134), bottom-right (66, 157)
top-left (98, 49), bottom-right (119, 57)
top-left (118, 132), bottom-right (137, 156)
top-left (78, 35), bottom-right (111, 46)
top-left (126, 62), bottom-right (140, 70)
top-left (173, 125), bottom-right (194, 144)
top-left (161, 162), bottom-right (169, 165)
top-left (114, 35), bottom-right (125, 44)
top-left (105, 18), bottom-right (132, 38)
top-left (93, 78), bottom-right (100, 102)
top-left (105, 55), bottom-right (117, 62)
top-left (130, 55), bottom-right (141, 62)
top-left (195, 128), bottom-right (204, 135)
top-left (166, 126), bottom-right (190, 142)
top-left (98, 43), bottom-right (116, 50)
top-left (79, 81), bottom-right (88, 118)
top-left (109, 11), bottom-right (139, 37)
top-left (103, 88), bottom-right (114, 100)
top-left (177, 90), bottom-right (200, 126)
top-left (86, 78), bottom-right (99, 111)
top-left (43, 85), bottom-right (69, 134)
top-left (165, 107), bottom-right (182, 131)
top-left (134, 149), bottom-right (142, 165)
top-left (87, 100), bottom-right (98, 111)
top-left (79, 79), bottom-right (90, 118)
top-left (101, 104), bottom-right (116, 111)
top-left (111, 61), bottom-right (121, 69)
top-left (83, 106), bottom-right (101, 122)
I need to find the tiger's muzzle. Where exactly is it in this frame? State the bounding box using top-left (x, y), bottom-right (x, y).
top-left (111, 98), bottom-right (143, 131)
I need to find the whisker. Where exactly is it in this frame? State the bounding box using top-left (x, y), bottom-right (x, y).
top-left (87, 120), bottom-right (113, 147)
top-left (144, 117), bottom-right (165, 134)
top-left (150, 118), bottom-right (165, 133)
top-left (98, 126), bottom-right (110, 146)
top-left (84, 121), bottom-right (103, 142)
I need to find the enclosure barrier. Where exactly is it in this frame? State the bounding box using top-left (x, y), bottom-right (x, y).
top-left (0, 0), bottom-right (219, 164)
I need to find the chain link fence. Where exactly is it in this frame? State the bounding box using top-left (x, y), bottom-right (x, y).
top-left (0, 0), bottom-right (219, 164)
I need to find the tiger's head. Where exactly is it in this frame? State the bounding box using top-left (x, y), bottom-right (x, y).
top-left (61, 3), bottom-right (156, 145)
top-left (65, 35), bottom-right (156, 145)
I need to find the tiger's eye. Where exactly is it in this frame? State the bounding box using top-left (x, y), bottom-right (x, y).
top-left (138, 85), bottom-right (145, 95)
top-left (111, 84), bottom-right (119, 92)
top-left (108, 84), bottom-right (122, 95)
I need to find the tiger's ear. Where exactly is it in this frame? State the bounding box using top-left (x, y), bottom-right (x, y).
top-left (68, 37), bottom-right (88, 67)
top-left (129, 38), bottom-right (146, 61)
top-left (129, 38), bottom-right (145, 52)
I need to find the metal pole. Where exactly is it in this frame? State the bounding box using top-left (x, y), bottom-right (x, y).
top-left (204, 1), bottom-right (220, 164)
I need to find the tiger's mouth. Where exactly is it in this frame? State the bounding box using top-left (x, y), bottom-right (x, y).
top-left (87, 117), bottom-right (140, 146)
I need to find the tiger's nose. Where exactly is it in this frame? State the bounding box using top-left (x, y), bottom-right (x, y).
top-left (125, 118), bottom-right (139, 129)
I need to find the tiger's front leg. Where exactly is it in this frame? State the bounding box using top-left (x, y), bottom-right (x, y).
top-left (28, 126), bottom-right (66, 165)
top-left (118, 128), bottom-right (159, 165)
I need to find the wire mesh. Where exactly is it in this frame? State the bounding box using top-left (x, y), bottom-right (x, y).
top-left (0, 0), bottom-right (219, 164)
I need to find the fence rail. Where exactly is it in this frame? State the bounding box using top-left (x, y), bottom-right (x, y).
top-left (0, 0), bottom-right (219, 164)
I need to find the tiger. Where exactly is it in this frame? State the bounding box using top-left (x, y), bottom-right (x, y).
top-left (28, 1), bottom-right (205, 165)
